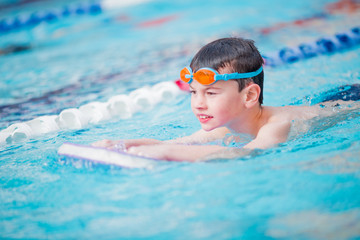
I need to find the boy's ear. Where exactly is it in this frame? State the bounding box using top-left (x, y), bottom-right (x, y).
top-left (244, 83), bottom-right (261, 108)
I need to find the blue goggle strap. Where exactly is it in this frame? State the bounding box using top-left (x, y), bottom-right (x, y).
top-left (184, 67), bottom-right (193, 83)
top-left (214, 66), bottom-right (263, 81)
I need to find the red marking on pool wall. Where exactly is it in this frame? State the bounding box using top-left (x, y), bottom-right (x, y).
top-left (136, 15), bottom-right (178, 28)
top-left (115, 14), bottom-right (131, 22)
top-left (260, 0), bottom-right (360, 35)
top-left (260, 15), bottom-right (326, 35)
top-left (175, 79), bottom-right (190, 92)
top-left (326, 0), bottom-right (360, 14)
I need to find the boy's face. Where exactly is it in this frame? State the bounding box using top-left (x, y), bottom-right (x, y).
top-left (190, 71), bottom-right (247, 131)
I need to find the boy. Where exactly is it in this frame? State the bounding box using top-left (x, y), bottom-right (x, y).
top-left (93, 37), bottom-right (356, 161)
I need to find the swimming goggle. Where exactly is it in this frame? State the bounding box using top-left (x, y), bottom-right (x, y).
top-left (180, 66), bottom-right (263, 85)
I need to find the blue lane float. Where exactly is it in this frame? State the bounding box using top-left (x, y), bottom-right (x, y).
top-left (0, 2), bottom-right (102, 33)
top-left (0, 0), bottom-right (149, 33)
top-left (262, 26), bottom-right (360, 66)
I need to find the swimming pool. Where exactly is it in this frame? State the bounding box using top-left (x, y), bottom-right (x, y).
top-left (1, 0), bottom-right (360, 239)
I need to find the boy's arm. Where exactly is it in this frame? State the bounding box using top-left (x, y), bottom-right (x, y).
top-left (244, 121), bottom-right (291, 149)
top-left (127, 143), bottom-right (228, 162)
top-left (92, 138), bottom-right (162, 150)
top-left (128, 121), bottom-right (291, 161)
top-left (92, 127), bottom-right (230, 149)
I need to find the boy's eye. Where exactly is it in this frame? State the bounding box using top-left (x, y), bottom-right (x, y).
top-left (206, 91), bottom-right (217, 95)
top-left (190, 90), bottom-right (196, 94)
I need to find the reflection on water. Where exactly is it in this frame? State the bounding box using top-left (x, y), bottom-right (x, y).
top-left (267, 208), bottom-right (360, 240)
top-left (289, 100), bottom-right (360, 140)
top-left (299, 142), bottom-right (360, 175)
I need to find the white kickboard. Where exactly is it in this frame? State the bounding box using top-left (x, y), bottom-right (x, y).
top-left (58, 142), bottom-right (158, 169)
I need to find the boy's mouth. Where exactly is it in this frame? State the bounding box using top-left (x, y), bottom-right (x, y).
top-left (198, 114), bottom-right (213, 123)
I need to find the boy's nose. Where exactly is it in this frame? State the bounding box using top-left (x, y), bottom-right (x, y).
top-left (192, 94), bottom-right (207, 109)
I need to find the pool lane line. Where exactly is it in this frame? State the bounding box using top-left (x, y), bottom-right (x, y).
top-left (135, 15), bottom-right (179, 29)
top-left (259, 0), bottom-right (360, 35)
top-left (0, 0), bottom-right (151, 34)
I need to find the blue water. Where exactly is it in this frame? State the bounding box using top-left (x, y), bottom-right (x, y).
top-left (1, 0), bottom-right (360, 239)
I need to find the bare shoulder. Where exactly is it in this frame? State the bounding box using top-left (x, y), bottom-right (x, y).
top-left (259, 119), bottom-right (292, 140)
top-left (245, 120), bottom-right (292, 149)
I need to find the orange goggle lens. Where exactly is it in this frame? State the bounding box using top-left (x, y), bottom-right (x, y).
top-left (180, 67), bottom-right (217, 85)
top-left (180, 67), bottom-right (192, 83)
top-left (180, 66), bottom-right (263, 85)
top-left (193, 69), bottom-right (216, 85)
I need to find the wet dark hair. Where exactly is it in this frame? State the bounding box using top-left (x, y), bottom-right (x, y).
top-left (190, 37), bottom-right (264, 104)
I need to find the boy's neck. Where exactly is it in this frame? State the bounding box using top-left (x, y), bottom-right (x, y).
top-left (227, 104), bottom-right (267, 137)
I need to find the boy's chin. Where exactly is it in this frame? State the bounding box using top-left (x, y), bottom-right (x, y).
top-left (201, 125), bottom-right (217, 132)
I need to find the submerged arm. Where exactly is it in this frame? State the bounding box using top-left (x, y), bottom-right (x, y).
top-left (153, 121), bottom-right (292, 161)
top-left (127, 143), bottom-right (228, 162)
top-left (92, 138), bottom-right (162, 150)
top-left (92, 127), bottom-right (230, 150)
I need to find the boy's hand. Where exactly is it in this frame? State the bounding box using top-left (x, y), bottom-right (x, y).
top-left (91, 138), bottom-right (162, 151)
top-left (91, 139), bottom-right (125, 151)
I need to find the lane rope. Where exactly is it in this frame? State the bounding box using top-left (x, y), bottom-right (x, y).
top-left (0, 81), bottom-right (182, 144)
top-left (262, 26), bottom-right (360, 66)
top-left (0, 0), bottom-right (150, 33)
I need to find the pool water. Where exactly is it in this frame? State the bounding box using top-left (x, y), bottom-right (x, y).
top-left (1, 0), bottom-right (360, 239)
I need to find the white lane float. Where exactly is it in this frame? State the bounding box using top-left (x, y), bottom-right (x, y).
top-left (0, 81), bottom-right (183, 144)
